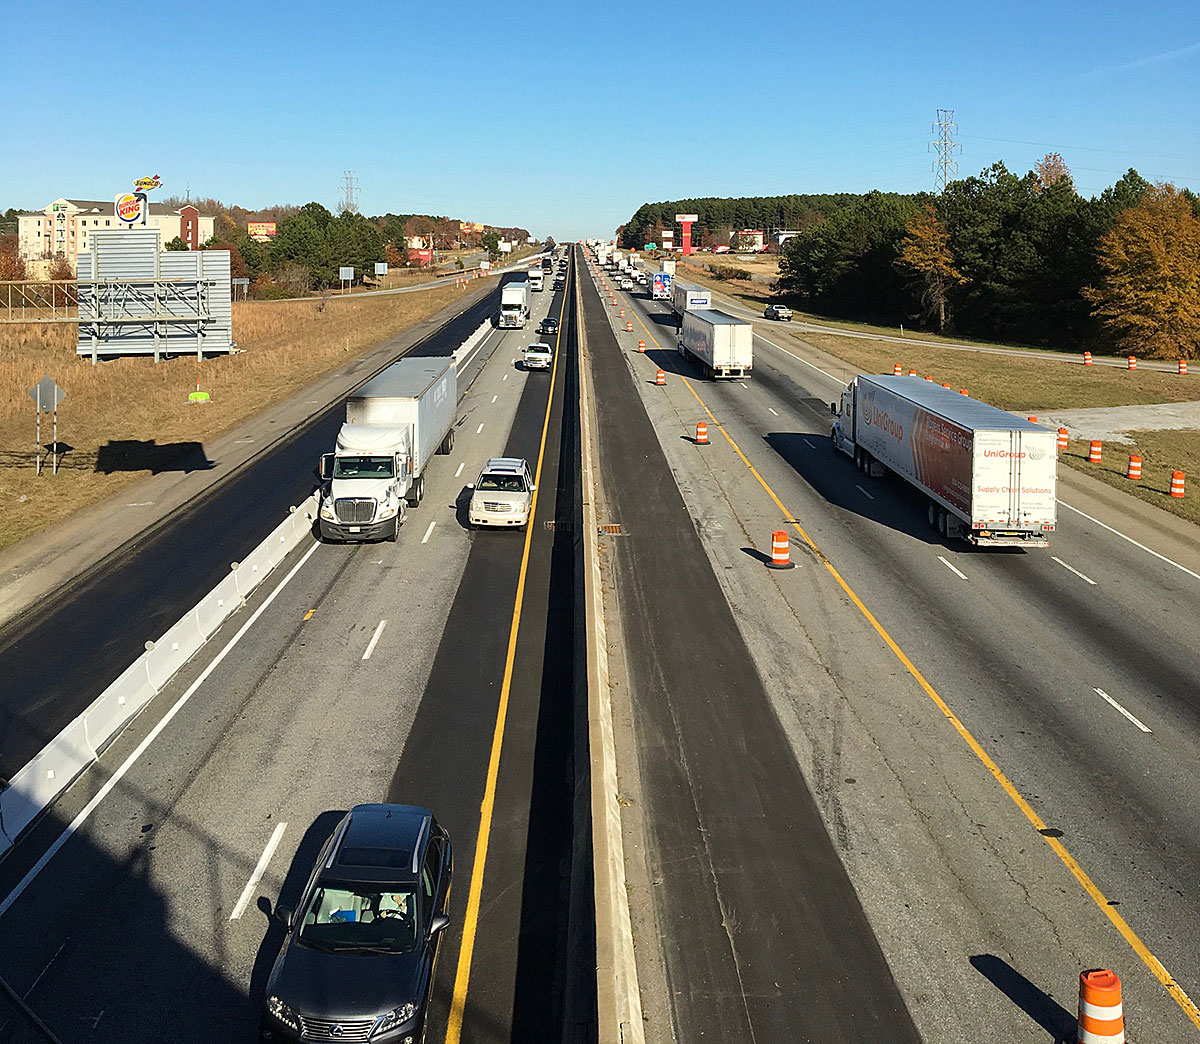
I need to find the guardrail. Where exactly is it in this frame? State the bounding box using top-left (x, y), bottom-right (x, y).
top-left (0, 496), bottom-right (319, 854)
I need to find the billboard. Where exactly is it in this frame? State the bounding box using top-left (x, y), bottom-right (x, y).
top-left (675, 214), bottom-right (699, 223)
top-left (115, 193), bottom-right (146, 225)
top-left (247, 221), bottom-right (277, 242)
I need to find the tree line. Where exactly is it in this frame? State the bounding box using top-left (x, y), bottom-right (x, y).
top-left (621, 161), bottom-right (1200, 357)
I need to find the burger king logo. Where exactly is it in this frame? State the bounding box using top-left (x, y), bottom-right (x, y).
top-left (116, 193), bottom-right (144, 224)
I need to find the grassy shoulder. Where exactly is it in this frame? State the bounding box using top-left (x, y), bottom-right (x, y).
top-left (0, 279), bottom-right (491, 553)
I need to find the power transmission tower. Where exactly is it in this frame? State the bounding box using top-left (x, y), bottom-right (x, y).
top-left (929, 110), bottom-right (961, 193)
top-left (340, 171), bottom-right (360, 214)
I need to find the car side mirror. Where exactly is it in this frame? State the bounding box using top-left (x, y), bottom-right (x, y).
top-left (829, 402), bottom-right (837, 415)
top-left (466, 482), bottom-right (474, 490)
top-left (318, 454), bottom-right (334, 481)
top-left (530, 484), bottom-right (537, 493)
top-left (274, 902), bottom-right (294, 929)
top-left (428, 913), bottom-right (450, 937)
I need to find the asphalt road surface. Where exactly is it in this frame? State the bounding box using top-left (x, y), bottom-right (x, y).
top-left (0, 257), bottom-right (586, 1043)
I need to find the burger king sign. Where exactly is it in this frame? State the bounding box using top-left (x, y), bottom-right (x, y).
top-left (115, 192), bottom-right (145, 225)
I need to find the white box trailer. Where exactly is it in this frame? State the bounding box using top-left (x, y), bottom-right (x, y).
top-left (650, 272), bottom-right (672, 299)
top-left (318, 358), bottom-right (458, 541)
top-left (670, 281), bottom-right (712, 322)
top-left (831, 375), bottom-right (1057, 547)
top-left (500, 276), bottom-right (530, 328)
top-left (678, 309), bottom-right (753, 379)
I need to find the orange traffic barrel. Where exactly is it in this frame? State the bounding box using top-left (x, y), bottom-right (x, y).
top-left (1077, 969), bottom-right (1124, 1044)
top-left (637, 339), bottom-right (646, 352)
top-left (1127, 355), bottom-right (1137, 370)
top-left (1057, 427), bottom-right (1069, 450)
top-left (618, 308), bottom-right (625, 318)
top-left (924, 374), bottom-right (933, 382)
top-left (1179, 358), bottom-right (1189, 375)
top-left (893, 363), bottom-right (902, 375)
top-left (942, 382), bottom-right (952, 388)
top-left (695, 421), bottom-right (709, 445)
top-left (655, 369), bottom-right (666, 386)
top-left (1027, 415), bottom-right (1038, 422)
top-left (625, 320), bottom-right (634, 332)
top-left (766, 530), bottom-right (795, 570)
top-left (959, 388), bottom-right (969, 395)
top-left (1089, 440), bottom-right (1102, 463)
top-left (908, 368), bottom-right (917, 376)
top-left (1083, 351), bottom-right (1093, 366)
top-left (1127, 454), bottom-right (1142, 480)
top-left (1170, 471), bottom-right (1186, 498)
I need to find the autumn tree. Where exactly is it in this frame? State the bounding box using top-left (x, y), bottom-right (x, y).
top-left (895, 204), bottom-right (965, 332)
top-left (1084, 183), bottom-right (1200, 357)
top-left (0, 234), bottom-right (26, 280)
top-left (1035, 152), bottom-right (1072, 193)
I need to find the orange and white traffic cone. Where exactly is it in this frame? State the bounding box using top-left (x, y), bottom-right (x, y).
top-left (618, 308), bottom-right (625, 318)
top-left (1089, 440), bottom-right (1103, 463)
top-left (1077, 969), bottom-right (1124, 1044)
top-left (1179, 358), bottom-right (1188, 375)
top-left (766, 530), bottom-right (795, 570)
top-left (893, 363), bottom-right (902, 375)
top-left (655, 369), bottom-right (666, 386)
top-left (1170, 471), bottom-right (1186, 498)
top-left (959, 388), bottom-right (969, 395)
top-left (1127, 455), bottom-right (1141, 480)
top-left (625, 321), bottom-right (634, 332)
top-left (1127, 355), bottom-right (1137, 370)
top-left (908, 369), bottom-right (917, 376)
top-left (924, 375), bottom-right (933, 381)
top-left (695, 421), bottom-right (709, 445)
top-left (1028, 415), bottom-right (1038, 423)
top-left (1083, 351), bottom-right (1093, 366)
top-left (1057, 427), bottom-right (1069, 450)
top-left (637, 339), bottom-right (645, 352)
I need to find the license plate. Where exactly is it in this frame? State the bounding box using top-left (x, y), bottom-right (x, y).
top-left (349, 526), bottom-right (361, 533)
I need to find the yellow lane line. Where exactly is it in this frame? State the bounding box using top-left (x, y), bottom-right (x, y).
top-left (624, 297), bottom-right (1200, 1029)
top-left (443, 263), bottom-right (572, 1044)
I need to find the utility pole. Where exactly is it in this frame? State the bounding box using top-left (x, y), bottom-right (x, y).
top-left (929, 110), bottom-right (961, 193)
top-left (340, 171), bottom-right (359, 215)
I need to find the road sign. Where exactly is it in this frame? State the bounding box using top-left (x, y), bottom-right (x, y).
top-left (29, 376), bottom-right (66, 412)
top-left (339, 267), bottom-right (354, 281)
top-left (29, 376), bottom-right (66, 476)
top-left (374, 262), bottom-right (388, 276)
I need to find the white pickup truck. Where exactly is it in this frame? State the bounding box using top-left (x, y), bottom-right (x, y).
top-left (523, 342), bottom-right (553, 371)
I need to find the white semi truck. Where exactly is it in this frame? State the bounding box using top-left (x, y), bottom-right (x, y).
top-left (678, 309), bottom-right (753, 379)
top-left (318, 358), bottom-right (458, 542)
top-left (670, 281), bottom-right (712, 325)
top-left (651, 271), bottom-right (672, 300)
top-left (499, 275), bottom-right (531, 328)
top-left (831, 375), bottom-right (1057, 547)
top-left (528, 268), bottom-right (544, 292)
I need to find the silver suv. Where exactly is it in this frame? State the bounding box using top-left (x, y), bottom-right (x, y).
top-left (468, 458), bottom-right (535, 528)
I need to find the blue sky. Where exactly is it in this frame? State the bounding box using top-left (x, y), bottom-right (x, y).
top-left (3, 0), bottom-right (1197, 240)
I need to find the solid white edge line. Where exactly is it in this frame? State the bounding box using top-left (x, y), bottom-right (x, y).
top-left (0, 539), bottom-right (322, 921)
top-left (362, 619), bottom-right (387, 660)
top-left (457, 325), bottom-right (499, 374)
top-left (1094, 688), bottom-right (1152, 733)
top-left (455, 462), bottom-right (465, 478)
top-left (476, 423), bottom-right (485, 434)
top-left (856, 485), bottom-right (875, 500)
top-left (755, 333), bottom-right (845, 385)
top-left (938, 555), bottom-right (969, 580)
top-left (1051, 555), bottom-right (1098, 585)
top-left (230, 821), bottom-right (287, 920)
top-left (1057, 500), bottom-right (1200, 582)
top-left (421, 520), bottom-right (436, 544)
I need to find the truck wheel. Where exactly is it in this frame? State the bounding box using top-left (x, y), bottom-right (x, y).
top-left (388, 519), bottom-right (399, 543)
top-left (928, 503), bottom-right (937, 528)
top-left (937, 508), bottom-right (947, 536)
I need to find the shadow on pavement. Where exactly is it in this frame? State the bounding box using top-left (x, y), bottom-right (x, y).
top-left (970, 954), bottom-right (1076, 1043)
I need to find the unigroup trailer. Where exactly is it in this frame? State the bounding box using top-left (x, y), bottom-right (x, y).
top-left (678, 309), bottom-right (753, 379)
top-left (831, 375), bottom-right (1057, 547)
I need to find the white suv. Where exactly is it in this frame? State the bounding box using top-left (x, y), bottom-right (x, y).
top-left (523, 342), bottom-right (553, 370)
top-left (468, 458), bottom-right (535, 528)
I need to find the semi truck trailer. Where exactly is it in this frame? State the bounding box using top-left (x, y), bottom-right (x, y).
top-left (831, 375), bottom-right (1057, 547)
top-left (678, 309), bottom-right (753, 378)
top-left (670, 281), bottom-right (712, 325)
top-left (318, 358), bottom-right (458, 542)
top-left (499, 275), bottom-right (530, 328)
top-left (651, 271), bottom-right (672, 300)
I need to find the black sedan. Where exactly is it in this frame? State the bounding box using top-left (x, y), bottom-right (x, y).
top-left (261, 804), bottom-right (452, 1044)
top-left (538, 316), bottom-right (560, 336)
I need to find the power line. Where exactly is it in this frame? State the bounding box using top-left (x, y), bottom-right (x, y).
top-left (929, 109), bottom-right (961, 193)
top-left (340, 171), bottom-right (359, 215)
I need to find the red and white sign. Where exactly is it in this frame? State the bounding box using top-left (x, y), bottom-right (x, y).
top-left (115, 193), bottom-right (145, 224)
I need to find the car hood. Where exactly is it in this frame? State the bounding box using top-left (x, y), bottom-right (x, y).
top-left (471, 490), bottom-right (529, 508)
top-left (269, 940), bottom-right (426, 1021)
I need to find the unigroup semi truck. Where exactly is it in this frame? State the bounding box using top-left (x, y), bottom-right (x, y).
top-left (318, 358), bottom-right (458, 542)
top-left (651, 271), bottom-right (672, 300)
top-left (671, 281), bottom-right (712, 325)
top-left (831, 375), bottom-right (1057, 547)
top-left (499, 275), bottom-right (531, 328)
top-left (678, 309), bottom-right (753, 378)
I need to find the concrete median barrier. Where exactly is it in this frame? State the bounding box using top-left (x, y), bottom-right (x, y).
top-left (0, 493), bottom-right (319, 855)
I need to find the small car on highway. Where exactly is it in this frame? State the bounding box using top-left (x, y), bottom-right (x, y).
top-left (523, 341), bottom-right (553, 371)
top-left (619, 277), bottom-right (634, 290)
top-left (261, 804), bottom-right (452, 1044)
top-left (468, 457), bottom-right (535, 528)
top-left (538, 316), bottom-right (559, 336)
top-left (764, 303), bottom-right (793, 321)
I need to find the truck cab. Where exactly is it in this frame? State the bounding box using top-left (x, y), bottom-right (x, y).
top-left (318, 426), bottom-right (410, 542)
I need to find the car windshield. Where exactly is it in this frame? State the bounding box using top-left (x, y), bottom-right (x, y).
top-left (334, 456), bottom-right (394, 479)
top-left (477, 473), bottom-right (527, 493)
top-left (297, 885), bottom-right (419, 954)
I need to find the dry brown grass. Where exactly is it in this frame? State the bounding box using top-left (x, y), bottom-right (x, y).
top-left (0, 280), bottom-right (487, 551)
top-left (1061, 431), bottom-right (1200, 526)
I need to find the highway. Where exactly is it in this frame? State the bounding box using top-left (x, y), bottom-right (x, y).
top-left (0, 259), bottom-right (585, 1042)
top-left (587, 257), bottom-right (1200, 1041)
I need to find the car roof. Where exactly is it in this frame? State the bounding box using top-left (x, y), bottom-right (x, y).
top-left (325, 803), bottom-right (433, 884)
top-left (481, 456), bottom-right (528, 473)
top-left (527, 342), bottom-right (551, 350)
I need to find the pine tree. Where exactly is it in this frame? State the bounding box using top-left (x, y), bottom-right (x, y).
top-left (1084, 184), bottom-right (1200, 358)
top-left (894, 204), bottom-right (965, 332)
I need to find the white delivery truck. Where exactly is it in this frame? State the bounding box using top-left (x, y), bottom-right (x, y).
top-left (528, 268), bottom-right (544, 292)
top-left (831, 375), bottom-right (1057, 547)
top-left (651, 271), bottom-right (672, 300)
top-left (499, 275), bottom-right (531, 328)
top-left (670, 281), bottom-right (712, 325)
top-left (318, 358), bottom-right (458, 542)
top-left (660, 259), bottom-right (677, 276)
top-left (678, 309), bottom-right (753, 379)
